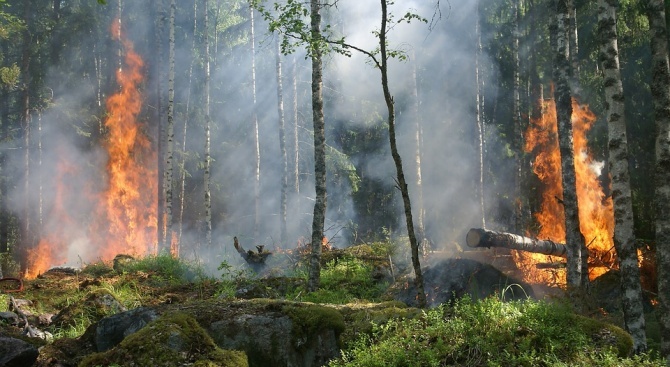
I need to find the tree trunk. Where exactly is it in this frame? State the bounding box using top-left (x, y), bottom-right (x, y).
top-left (379, 0), bottom-right (426, 308)
top-left (554, 0), bottom-right (587, 292)
top-left (475, 0), bottom-right (486, 229)
top-left (597, 0), bottom-right (647, 353)
top-left (275, 39), bottom-right (288, 246)
top-left (153, 0), bottom-right (166, 255)
top-left (645, 0), bottom-right (670, 361)
top-left (568, 0), bottom-right (580, 82)
top-left (466, 228), bottom-right (567, 257)
top-left (512, 0), bottom-right (524, 233)
top-left (410, 51), bottom-right (426, 252)
top-left (20, 0), bottom-right (32, 272)
top-left (203, 0), bottom-right (212, 250)
top-left (307, 0), bottom-right (326, 293)
top-left (292, 55), bottom-right (300, 196)
top-left (178, 0), bottom-right (198, 250)
top-left (51, 0), bottom-right (62, 65)
top-left (163, 0), bottom-right (176, 254)
top-left (250, 4), bottom-right (261, 242)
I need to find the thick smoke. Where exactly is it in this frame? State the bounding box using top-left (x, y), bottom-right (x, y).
top-left (1, 0), bottom-right (510, 275)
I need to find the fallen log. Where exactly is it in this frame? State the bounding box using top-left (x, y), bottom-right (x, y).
top-left (466, 228), bottom-right (567, 257)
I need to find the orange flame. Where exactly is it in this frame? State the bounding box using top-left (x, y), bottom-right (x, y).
top-left (25, 157), bottom-right (84, 278)
top-left (24, 19), bottom-right (156, 278)
top-left (93, 19), bottom-right (157, 260)
top-left (517, 97), bottom-right (615, 284)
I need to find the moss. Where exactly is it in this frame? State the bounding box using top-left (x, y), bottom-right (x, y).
top-left (573, 313), bottom-right (634, 357)
top-left (79, 312), bottom-right (248, 367)
top-left (282, 303), bottom-right (346, 346)
top-left (336, 302), bottom-right (422, 346)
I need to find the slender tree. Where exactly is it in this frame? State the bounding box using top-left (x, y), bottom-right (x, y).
top-left (475, 0), bottom-right (486, 229)
top-left (250, 4), bottom-right (261, 242)
top-left (377, 0), bottom-right (426, 307)
top-left (291, 55), bottom-right (300, 196)
top-left (164, 0), bottom-right (176, 253)
top-left (20, 0), bottom-right (32, 270)
top-left (276, 38), bottom-right (288, 246)
top-left (512, 0), bottom-right (523, 233)
top-left (554, 0), bottom-right (586, 292)
top-left (410, 51), bottom-right (426, 251)
top-left (645, 0), bottom-right (670, 361)
top-left (203, 0), bottom-right (213, 250)
top-left (597, 0), bottom-right (647, 353)
top-left (307, 0), bottom-right (326, 292)
top-left (153, 0), bottom-right (166, 254)
top-left (178, 0), bottom-right (198, 251)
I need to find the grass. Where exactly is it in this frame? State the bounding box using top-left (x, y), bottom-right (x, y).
top-left (328, 296), bottom-right (666, 367)
top-left (285, 256), bottom-right (388, 304)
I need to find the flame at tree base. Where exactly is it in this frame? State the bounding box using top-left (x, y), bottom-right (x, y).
top-left (24, 19), bottom-right (157, 278)
top-left (516, 97), bottom-right (615, 286)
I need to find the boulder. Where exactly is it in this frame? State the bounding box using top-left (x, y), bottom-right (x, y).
top-left (93, 306), bottom-right (158, 352)
top-left (0, 336), bottom-right (39, 367)
top-left (51, 289), bottom-right (127, 331)
top-left (390, 258), bottom-right (535, 307)
top-left (80, 312), bottom-right (247, 367)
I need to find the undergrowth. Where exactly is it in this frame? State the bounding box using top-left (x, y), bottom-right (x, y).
top-left (328, 296), bottom-right (665, 367)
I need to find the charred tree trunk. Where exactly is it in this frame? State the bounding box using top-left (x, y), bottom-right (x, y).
top-left (467, 228), bottom-right (567, 257)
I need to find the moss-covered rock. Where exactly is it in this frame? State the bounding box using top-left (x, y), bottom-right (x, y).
top-left (50, 289), bottom-right (126, 331)
top-left (79, 312), bottom-right (247, 367)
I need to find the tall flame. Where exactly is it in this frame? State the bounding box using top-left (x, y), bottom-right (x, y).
top-left (24, 19), bottom-right (156, 278)
top-left (93, 19), bottom-right (158, 260)
top-left (517, 97), bottom-right (615, 284)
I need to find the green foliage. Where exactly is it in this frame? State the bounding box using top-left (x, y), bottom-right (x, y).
top-left (329, 297), bottom-right (665, 367)
top-left (216, 260), bottom-right (255, 299)
top-left (289, 255), bottom-right (388, 304)
top-left (0, 63), bottom-right (19, 87)
top-left (119, 253), bottom-right (205, 286)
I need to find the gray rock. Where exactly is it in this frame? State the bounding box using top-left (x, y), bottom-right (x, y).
top-left (391, 258), bottom-right (535, 307)
top-left (0, 336), bottom-right (39, 367)
top-left (94, 307), bottom-right (158, 352)
top-left (0, 311), bottom-right (19, 326)
top-left (208, 311), bottom-right (339, 367)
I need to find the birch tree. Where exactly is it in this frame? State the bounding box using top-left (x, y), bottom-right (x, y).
top-left (164, 0), bottom-right (176, 253)
top-left (276, 38), bottom-right (288, 246)
top-left (554, 0), bottom-right (587, 292)
top-left (597, 0), bottom-right (646, 353)
top-left (203, 0), bottom-right (213, 250)
top-left (251, 0), bottom-right (331, 292)
top-left (250, 4), bottom-right (261, 242)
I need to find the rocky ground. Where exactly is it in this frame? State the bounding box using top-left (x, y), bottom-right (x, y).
top-left (0, 246), bottom-right (654, 367)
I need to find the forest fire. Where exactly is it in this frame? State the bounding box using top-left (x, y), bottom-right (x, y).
top-left (516, 98), bottom-right (615, 285)
top-left (24, 19), bottom-right (156, 278)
